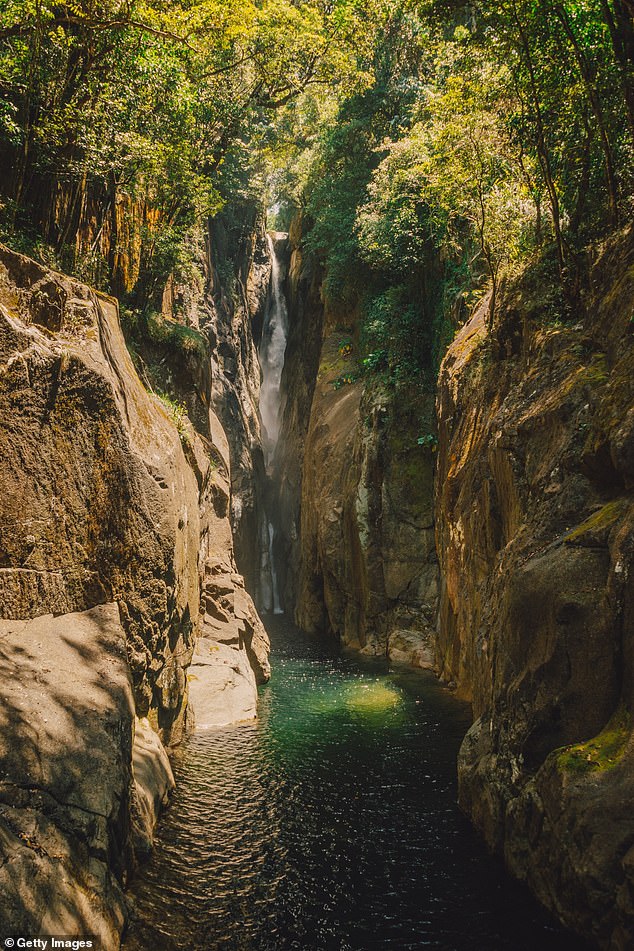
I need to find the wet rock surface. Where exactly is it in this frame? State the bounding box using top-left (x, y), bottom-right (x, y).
top-left (435, 228), bottom-right (634, 948)
top-left (131, 717), bottom-right (175, 860)
top-left (274, 215), bottom-right (325, 614)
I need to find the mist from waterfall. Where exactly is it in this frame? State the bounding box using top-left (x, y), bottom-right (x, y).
top-left (259, 234), bottom-right (288, 474)
top-left (258, 233), bottom-right (288, 614)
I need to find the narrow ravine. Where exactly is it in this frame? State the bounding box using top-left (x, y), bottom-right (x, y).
top-left (123, 230), bottom-right (588, 951)
top-left (124, 617), bottom-right (586, 951)
top-left (1, 0), bottom-right (633, 944)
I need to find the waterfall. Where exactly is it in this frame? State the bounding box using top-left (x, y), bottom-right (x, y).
top-left (259, 234), bottom-right (288, 474)
top-left (258, 233), bottom-right (288, 614)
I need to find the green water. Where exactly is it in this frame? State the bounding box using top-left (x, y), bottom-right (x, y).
top-left (125, 617), bottom-right (587, 950)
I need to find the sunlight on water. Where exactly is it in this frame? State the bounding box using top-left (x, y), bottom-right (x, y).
top-left (343, 681), bottom-right (402, 715)
top-left (304, 677), bottom-right (403, 722)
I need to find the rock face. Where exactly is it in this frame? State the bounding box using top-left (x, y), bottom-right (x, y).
top-left (0, 245), bottom-right (200, 743)
top-left (158, 206), bottom-right (273, 606)
top-left (0, 244), bottom-right (269, 946)
top-left (205, 210), bottom-right (271, 605)
top-left (279, 218), bottom-right (438, 657)
top-left (275, 216), bottom-right (325, 612)
top-left (0, 605), bottom-right (134, 943)
top-left (435, 229), bottom-right (634, 948)
top-left (186, 411), bottom-right (270, 729)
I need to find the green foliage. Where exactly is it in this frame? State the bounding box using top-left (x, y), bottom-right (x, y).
top-left (417, 433), bottom-right (438, 450)
top-left (303, 106), bottom-right (377, 304)
top-left (332, 370), bottom-right (359, 389)
top-left (0, 0), bottom-right (378, 295)
top-left (360, 285), bottom-right (434, 384)
top-left (155, 392), bottom-right (191, 446)
top-left (146, 313), bottom-right (207, 360)
top-left (0, 0), bottom-right (631, 388)
top-left (291, 0), bottom-right (633, 387)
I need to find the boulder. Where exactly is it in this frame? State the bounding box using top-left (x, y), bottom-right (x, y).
top-left (0, 605), bottom-right (133, 947)
top-left (387, 629), bottom-right (435, 669)
top-left (187, 638), bottom-right (258, 729)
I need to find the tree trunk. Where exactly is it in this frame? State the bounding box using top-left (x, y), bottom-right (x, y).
top-left (600, 0), bottom-right (634, 142)
top-left (510, 0), bottom-right (565, 273)
top-left (554, 2), bottom-right (620, 226)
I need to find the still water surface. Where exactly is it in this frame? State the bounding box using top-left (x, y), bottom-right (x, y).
top-left (125, 618), bottom-right (584, 951)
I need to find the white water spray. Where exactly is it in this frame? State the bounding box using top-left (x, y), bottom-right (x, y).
top-left (259, 233), bottom-right (288, 614)
top-left (259, 234), bottom-right (288, 474)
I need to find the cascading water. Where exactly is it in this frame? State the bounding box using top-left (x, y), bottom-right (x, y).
top-left (260, 234), bottom-right (288, 472)
top-left (258, 233), bottom-right (288, 614)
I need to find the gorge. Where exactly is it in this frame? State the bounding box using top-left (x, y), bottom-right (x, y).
top-left (1, 1), bottom-right (633, 949)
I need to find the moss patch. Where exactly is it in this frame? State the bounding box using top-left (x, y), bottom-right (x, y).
top-left (147, 312), bottom-right (207, 358)
top-left (155, 392), bottom-right (191, 447)
top-left (557, 706), bottom-right (631, 774)
top-left (579, 352), bottom-right (609, 386)
top-left (565, 499), bottom-right (626, 543)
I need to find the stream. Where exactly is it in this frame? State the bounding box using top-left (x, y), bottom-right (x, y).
top-left (124, 616), bottom-right (583, 951)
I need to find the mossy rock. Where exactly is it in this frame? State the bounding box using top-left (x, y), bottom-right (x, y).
top-left (556, 706), bottom-right (631, 774)
top-left (565, 499), bottom-right (626, 545)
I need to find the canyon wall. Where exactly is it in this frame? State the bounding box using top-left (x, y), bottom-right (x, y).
top-left (274, 216), bottom-right (324, 613)
top-left (154, 204), bottom-right (271, 607)
top-left (435, 229), bottom-right (634, 948)
top-left (278, 220), bottom-right (438, 663)
top-left (0, 243), bottom-right (269, 946)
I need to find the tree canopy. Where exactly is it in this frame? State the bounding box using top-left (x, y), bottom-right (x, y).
top-left (1, 0), bottom-right (632, 374)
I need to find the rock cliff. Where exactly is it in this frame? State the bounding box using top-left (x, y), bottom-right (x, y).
top-left (435, 229), bottom-right (634, 948)
top-left (156, 206), bottom-right (274, 613)
top-left (274, 216), bottom-right (323, 613)
top-left (279, 219), bottom-right (438, 662)
top-left (0, 244), bottom-right (269, 946)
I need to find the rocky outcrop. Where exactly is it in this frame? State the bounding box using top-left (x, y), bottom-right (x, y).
top-left (0, 244), bottom-right (269, 945)
top-left (185, 409), bottom-right (269, 729)
top-left (205, 210), bottom-right (271, 603)
top-left (435, 229), bottom-right (634, 948)
top-left (279, 219), bottom-right (438, 657)
top-left (295, 342), bottom-right (438, 657)
top-left (156, 206), bottom-right (275, 611)
top-left (0, 246), bottom-right (201, 744)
